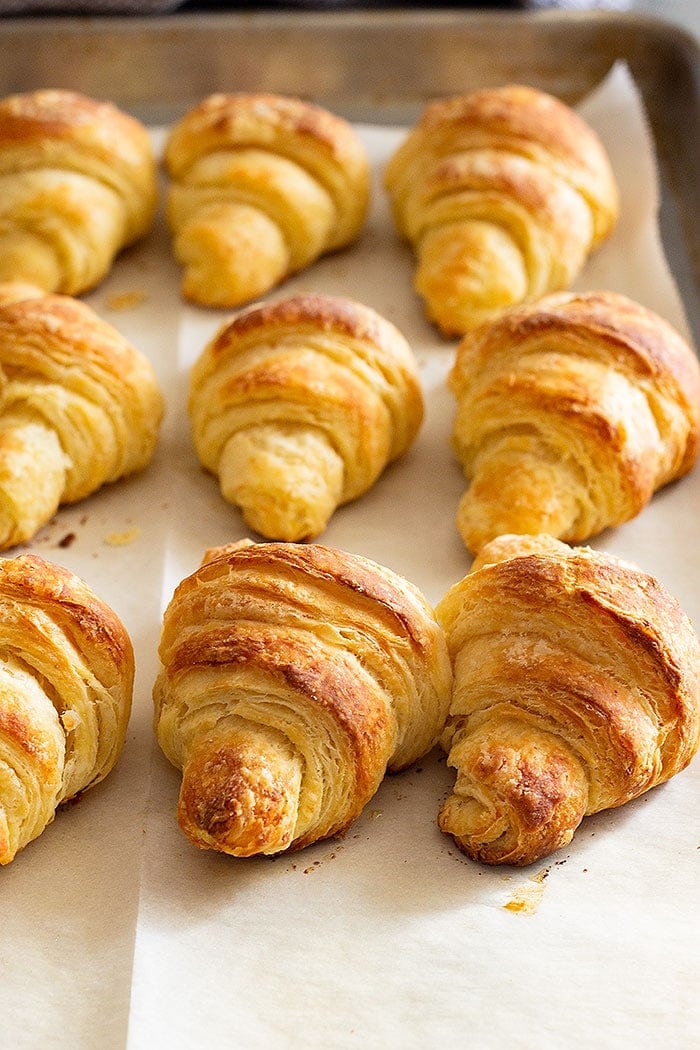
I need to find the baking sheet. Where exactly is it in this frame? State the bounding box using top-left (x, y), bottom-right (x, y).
top-left (0, 29), bottom-right (698, 1050)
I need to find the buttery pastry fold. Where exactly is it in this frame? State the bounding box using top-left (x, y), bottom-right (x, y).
top-left (448, 290), bottom-right (700, 554)
top-left (0, 89), bottom-right (157, 296)
top-left (164, 93), bottom-right (370, 307)
top-left (384, 84), bottom-right (619, 335)
top-left (436, 534), bottom-right (700, 866)
top-left (0, 282), bottom-right (164, 549)
top-left (154, 540), bottom-right (453, 857)
top-left (0, 554), bottom-right (134, 864)
top-left (188, 293), bottom-right (424, 541)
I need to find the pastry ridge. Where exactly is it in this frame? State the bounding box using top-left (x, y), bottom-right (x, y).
top-left (154, 540), bottom-right (453, 856)
top-left (188, 293), bottom-right (424, 541)
top-left (448, 290), bottom-right (700, 553)
top-left (0, 553), bottom-right (134, 864)
top-left (164, 92), bottom-right (370, 306)
top-left (0, 89), bottom-right (157, 295)
top-left (384, 84), bottom-right (619, 335)
top-left (436, 534), bottom-right (700, 866)
top-left (0, 282), bottom-right (164, 549)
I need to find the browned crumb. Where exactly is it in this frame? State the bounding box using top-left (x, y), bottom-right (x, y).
top-left (104, 527), bottom-right (140, 546)
top-left (503, 880), bottom-right (546, 914)
top-left (105, 290), bottom-right (146, 311)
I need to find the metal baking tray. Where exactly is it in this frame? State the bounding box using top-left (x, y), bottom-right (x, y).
top-left (1, 12), bottom-right (699, 1049)
top-left (1, 8), bottom-right (698, 343)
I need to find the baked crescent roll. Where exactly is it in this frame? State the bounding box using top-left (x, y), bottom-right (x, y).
top-left (0, 89), bottom-right (157, 296)
top-left (0, 282), bottom-right (164, 549)
top-left (164, 93), bottom-right (370, 307)
top-left (436, 534), bottom-right (700, 866)
top-left (0, 554), bottom-right (134, 864)
top-left (188, 293), bottom-right (424, 541)
top-left (384, 84), bottom-right (619, 335)
top-left (449, 290), bottom-right (700, 554)
top-left (154, 540), bottom-right (452, 857)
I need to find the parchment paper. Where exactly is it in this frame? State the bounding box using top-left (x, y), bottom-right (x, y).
top-left (1, 63), bottom-right (697, 1049)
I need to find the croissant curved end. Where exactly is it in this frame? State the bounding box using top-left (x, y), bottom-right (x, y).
top-left (440, 721), bottom-right (589, 866)
top-left (219, 425), bottom-right (345, 542)
top-left (178, 722), bottom-right (303, 857)
top-left (0, 233), bottom-right (64, 294)
top-left (0, 419), bottom-right (66, 550)
top-left (175, 201), bottom-right (290, 309)
top-left (416, 221), bottom-right (529, 336)
top-left (456, 456), bottom-right (581, 555)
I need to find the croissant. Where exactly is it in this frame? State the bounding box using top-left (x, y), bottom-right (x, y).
top-left (0, 89), bottom-right (157, 296)
top-left (164, 93), bottom-right (370, 307)
top-left (188, 293), bottom-right (424, 541)
top-left (384, 84), bottom-right (619, 336)
top-left (153, 540), bottom-right (453, 857)
top-left (449, 290), bottom-right (700, 554)
top-left (0, 282), bottom-right (164, 549)
top-left (0, 554), bottom-right (134, 864)
top-left (436, 533), bottom-right (700, 866)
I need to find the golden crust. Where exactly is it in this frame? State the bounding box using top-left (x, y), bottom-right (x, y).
top-left (0, 553), bottom-right (134, 865)
top-left (0, 281), bottom-right (44, 307)
top-left (164, 93), bottom-right (369, 307)
top-left (449, 290), bottom-right (700, 554)
top-left (436, 534), bottom-right (700, 866)
top-left (0, 89), bottom-right (153, 177)
top-left (206, 291), bottom-right (404, 352)
top-left (188, 293), bottom-right (423, 541)
top-left (0, 89), bottom-right (157, 295)
top-left (0, 554), bottom-right (133, 675)
top-left (154, 541), bottom-right (453, 857)
top-left (410, 86), bottom-right (617, 229)
top-left (384, 84), bottom-right (619, 336)
top-left (0, 284), bottom-right (164, 549)
top-left (164, 93), bottom-right (367, 185)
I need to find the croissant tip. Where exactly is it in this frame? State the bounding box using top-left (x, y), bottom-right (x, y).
top-left (178, 734), bottom-right (301, 858)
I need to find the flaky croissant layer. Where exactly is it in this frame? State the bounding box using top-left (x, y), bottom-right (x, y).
top-left (0, 555), bottom-right (134, 865)
top-left (436, 534), bottom-right (700, 866)
top-left (384, 84), bottom-right (619, 336)
top-left (0, 89), bottom-right (157, 296)
top-left (449, 290), bottom-right (700, 554)
top-left (0, 282), bottom-right (164, 549)
top-left (164, 93), bottom-right (370, 307)
top-left (154, 540), bottom-right (452, 857)
top-left (188, 293), bottom-right (424, 542)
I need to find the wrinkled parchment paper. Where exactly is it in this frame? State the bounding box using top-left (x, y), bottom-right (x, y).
top-left (1, 63), bottom-right (698, 1049)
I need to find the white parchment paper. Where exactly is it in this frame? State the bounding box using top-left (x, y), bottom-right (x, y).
top-left (1, 63), bottom-right (697, 1049)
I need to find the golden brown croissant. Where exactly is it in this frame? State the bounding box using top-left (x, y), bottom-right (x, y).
top-left (153, 540), bottom-right (452, 857)
top-left (164, 93), bottom-right (370, 307)
top-left (449, 290), bottom-right (700, 554)
top-left (188, 293), bottom-right (424, 541)
top-left (436, 533), bottom-right (700, 866)
top-left (0, 554), bottom-right (134, 865)
top-left (384, 84), bottom-right (619, 336)
top-left (0, 89), bottom-right (157, 296)
top-left (0, 282), bottom-right (164, 549)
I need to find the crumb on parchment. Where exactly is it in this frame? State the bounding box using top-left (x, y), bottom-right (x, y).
top-left (104, 527), bottom-right (141, 547)
top-left (503, 882), bottom-right (545, 915)
top-left (503, 867), bottom-right (551, 914)
top-left (105, 290), bottom-right (147, 311)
